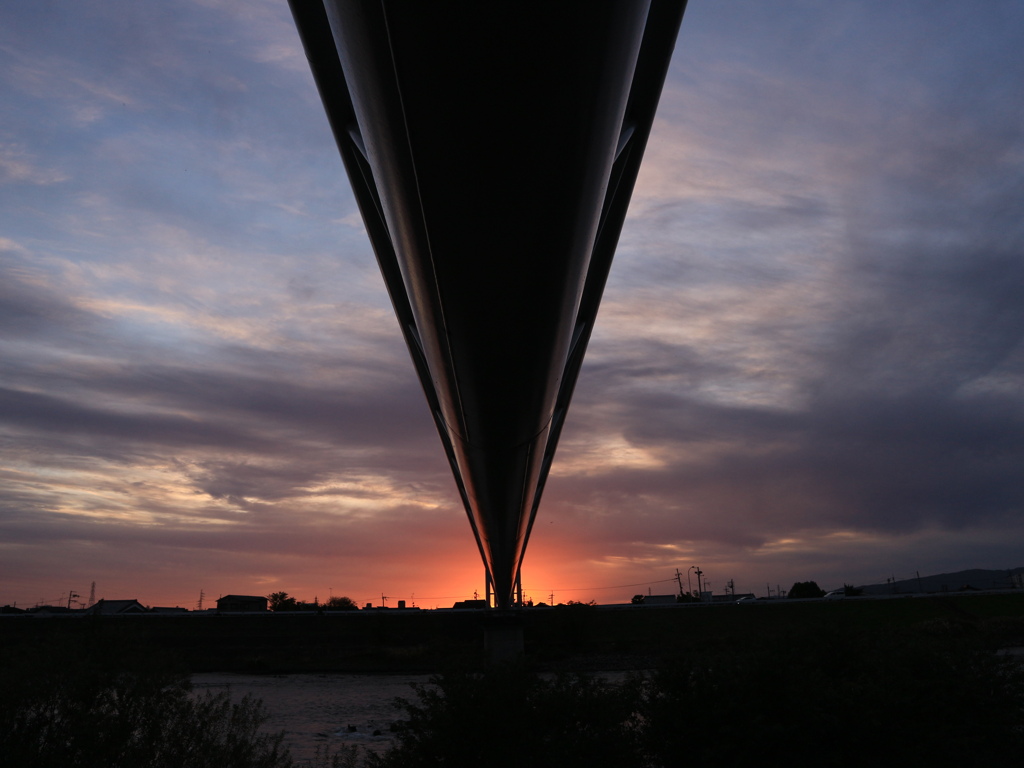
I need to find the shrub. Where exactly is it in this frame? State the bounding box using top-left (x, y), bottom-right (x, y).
top-left (0, 631), bottom-right (292, 768)
top-left (367, 666), bottom-right (645, 768)
top-left (369, 628), bottom-right (1024, 768)
top-left (636, 628), bottom-right (1024, 767)
top-left (788, 581), bottom-right (826, 599)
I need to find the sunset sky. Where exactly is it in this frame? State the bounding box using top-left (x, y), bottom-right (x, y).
top-left (3, 1), bottom-right (1023, 609)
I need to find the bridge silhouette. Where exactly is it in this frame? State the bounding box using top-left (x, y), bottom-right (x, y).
top-left (290, 1), bottom-right (687, 610)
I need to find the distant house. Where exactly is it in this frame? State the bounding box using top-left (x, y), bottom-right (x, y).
top-left (28, 605), bottom-right (76, 615)
top-left (451, 599), bottom-right (489, 610)
top-left (87, 599), bottom-right (148, 615)
top-left (642, 594), bottom-right (680, 605)
top-left (216, 595), bottom-right (268, 613)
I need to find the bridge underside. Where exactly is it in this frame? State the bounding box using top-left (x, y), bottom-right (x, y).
top-left (290, 1), bottom-right (686, 608)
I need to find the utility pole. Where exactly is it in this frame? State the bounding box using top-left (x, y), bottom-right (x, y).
top-left (88, 581), bottom-right (96, 608)
top-left (67, 591), bottom-right (79, 609)
top-left (197, 590), bottom-right (204, 611)
top-left (381, 593), bottom-right (388, 608)
top-left (694, 567), bottom-right (704, 600)
top-left (675, 568), bottom-right (684, 598)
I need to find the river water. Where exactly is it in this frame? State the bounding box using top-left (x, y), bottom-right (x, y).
top-left (191, 669), bottom-right (639, 764)
top-left (191, 672), bottom-right (435, 764)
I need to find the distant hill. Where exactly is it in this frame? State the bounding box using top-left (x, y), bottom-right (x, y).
top-left (857, 567), bottom-right (1024, 595)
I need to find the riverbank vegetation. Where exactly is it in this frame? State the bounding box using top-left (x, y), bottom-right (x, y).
top-left (0, 632), bottom-right (294, 768)
top-left (368, 622), bottom-right (1024, 767)
top-left (2, 595), bottom-right (1022, 766)
top-left (3, 593), bottom-right (1023, 674)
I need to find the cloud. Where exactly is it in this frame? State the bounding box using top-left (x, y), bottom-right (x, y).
top-left (532, 0), bottom-right (1024, 590)
top-left (0, 260), bottom-right (99, 344)
top-left (0, 144), bottom-right (68, 185)
top-left (2, 1), bottom-right (1023, 607)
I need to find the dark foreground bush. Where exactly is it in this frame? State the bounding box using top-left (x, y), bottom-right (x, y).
top-left (0, 631), bottom-right (291, 768)
top-left (370, 627), bottom-right (1024, 768)
top-left (639, 628), bottom-right (1024, 768)
top-left (367, 666), bottom-right (644, 768)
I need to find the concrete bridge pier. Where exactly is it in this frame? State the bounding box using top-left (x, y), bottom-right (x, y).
top-left (483, 611), bottom-right (525, 664)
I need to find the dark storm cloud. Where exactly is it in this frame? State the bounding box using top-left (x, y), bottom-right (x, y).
top-left (0, 355), bottom-right (445, 501)
top-left (0, 385), bottom-right (269, 450)
top-left (815, 248), bottom-right (1024, 399)
top-left (551, 388), bottom-right (1024, 550)
top-left (63, 361), bottom-right (435, 449)
top-left (579, 338), bottom-right (734, 395)
top-left (546, 0), bottom-right (1024, 566)
top-left (0, 272), bottom-right (96, 341)
top-left (617, 194), bottom-right (836, 293)
top-left (559, 319), bottom-right (1023, 558)
top-left (576, 236), bottom-right (1024, 543)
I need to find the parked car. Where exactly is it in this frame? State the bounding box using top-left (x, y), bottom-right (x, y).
top-left (822, 590), bottom-right (845, 600)
top-left (736, 596), bottom-right (760, 604)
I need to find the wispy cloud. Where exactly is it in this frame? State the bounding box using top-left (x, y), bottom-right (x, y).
top-left (0, 144), bottom-right (68, 185)
top-left (2, 1), bottom-right (1022, 607)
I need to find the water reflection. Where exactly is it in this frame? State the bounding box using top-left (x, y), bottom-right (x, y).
top-left (191, 672), bottom-right (434, 762)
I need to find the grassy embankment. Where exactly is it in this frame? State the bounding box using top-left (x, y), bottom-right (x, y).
top-left (2, 592), bottom-right (1022, 673)
top-left (2, 594), bottom-right (1023, 766)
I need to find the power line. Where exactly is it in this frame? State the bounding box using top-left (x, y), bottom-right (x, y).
top-left (376, 598), bottom-right (471, 606)
top-left (524, 578), bottom-right (677, 593)
top-left (46, 575), bottom-right (682, 611)
top-left (402, 578), bottom-right (677, 602)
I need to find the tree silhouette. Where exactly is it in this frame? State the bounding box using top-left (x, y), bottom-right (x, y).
top-left (325, 595), bottom-right (358, 611)
top-left (266, 592), bottom-right (297, 612)
top-left (788, 581), bottom-right (825, 599)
